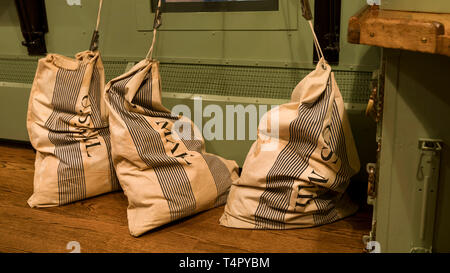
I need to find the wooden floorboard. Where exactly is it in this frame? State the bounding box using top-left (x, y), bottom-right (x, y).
top-left (0, 142), bottom-right (372, 253)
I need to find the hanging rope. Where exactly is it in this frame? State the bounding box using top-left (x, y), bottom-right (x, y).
top-left (146, 0), bottom-right (162, 60)
top-left (300, 0), bottom-right (326, 65)
top-left (308, 20), bottom-right (324, 61)
top-left (89, 0), bottom-right (103, 52)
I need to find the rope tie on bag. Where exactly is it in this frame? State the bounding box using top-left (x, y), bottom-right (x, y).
top-left (301, 0), bottom-right (327, 70)
top-left (89, 0), bottom-right (103, 52)
top-left (146, 0), bottom-right (163, 60)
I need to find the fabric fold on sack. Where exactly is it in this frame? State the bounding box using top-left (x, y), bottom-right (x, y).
top-left (104, 59), bottom-right (239, 237)
top-left (27, 51), bottom-right (120, 207)
top-left (220, 58), bottom-right (361, 229)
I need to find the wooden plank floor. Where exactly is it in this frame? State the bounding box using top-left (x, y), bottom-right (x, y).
top-left (0, 142), bottom-right (372, 253)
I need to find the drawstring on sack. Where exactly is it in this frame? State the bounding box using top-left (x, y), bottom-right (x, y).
top-left (146, 0), bottom-right (163, 61)
top-left (308, 21), bottom-right (325, 63)
top-left (300, 0), bottom-right (327, 69)
top-left (89, 0), bottom-right (103, 52)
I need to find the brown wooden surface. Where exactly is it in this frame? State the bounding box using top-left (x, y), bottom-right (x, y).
top-left (0, 142), bottom-right (371, 253)
top-left (348, 5), bottom-right (450, 57)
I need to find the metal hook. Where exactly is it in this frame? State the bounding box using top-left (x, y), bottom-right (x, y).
top-left (153, 2), bottom-right (163, 30)
top-left (300, 0), bottom-right (313, 21)
top-left (89, 30), bottom-right (99, 52)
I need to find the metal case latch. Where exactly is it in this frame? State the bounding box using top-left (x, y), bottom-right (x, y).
top-left (411, 139), bottom-right (443, 253)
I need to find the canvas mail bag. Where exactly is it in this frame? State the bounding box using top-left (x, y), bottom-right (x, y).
top-left (105, 59), bottom-right (239, 237)
top-left (104, 3), bottom-right (239, 236)
top-left (27, 0), bottom-right (119, 207)
top-left (220, 22), bottom-right (361, 229)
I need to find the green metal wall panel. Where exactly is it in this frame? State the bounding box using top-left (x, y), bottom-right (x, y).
top-left (0, 84), bottom-right (29, 141)
top-left (376, 49), bottom-right (450, 252)
top-left (135, 0), bottom-right (298, 31)
top-left (0, 0), bottom-right (380, 70)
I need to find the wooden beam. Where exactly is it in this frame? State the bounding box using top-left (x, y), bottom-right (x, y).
top-left (348, 5), bottom-right (371, 44)
top-left (347, 5), bottom-right (450, 57)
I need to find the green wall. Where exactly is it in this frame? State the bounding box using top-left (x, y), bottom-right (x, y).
top-left (0, 0), bottom-right (379, 70)
top-left (376, 49), bottom-right (450, 252)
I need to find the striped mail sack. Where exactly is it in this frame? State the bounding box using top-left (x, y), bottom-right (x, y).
top-left (27, 51), bottom-right (120, 207)
top-left (220, 59), bottom-right (361, 229)
top-left (105, 59), bottom-right (239, 237)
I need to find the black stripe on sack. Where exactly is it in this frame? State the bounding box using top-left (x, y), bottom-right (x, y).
top-left (88, 67), bottom-right (103, 128)
top-left (199, 154), bottom-right (231, 207)
top-left (132, 73), bottom-right (177, 119)
top-left (298, 194), bottom-right (313, 198)
top-left (178, 129), bottom-right (232, 207)
top-left (312, 196), bottom-right (338, 225)
top-left (254, 77), bottom-right (332, 229)
top-left (312, 100), bottom-right (353, 225)
top-left (108, 67), bottom-right (196, 221)
top-left (328, 102), bottom-right (353, 191)
top-left (88, 67), bottom-right (120, 191)
top-left (45, 64), bottom-right (87, 205)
